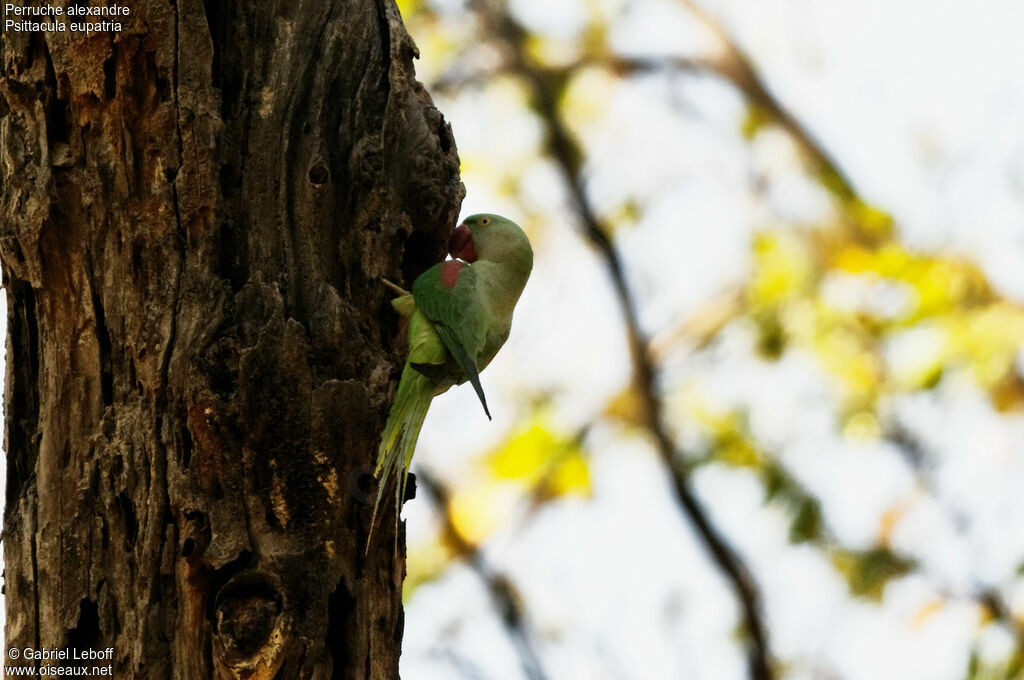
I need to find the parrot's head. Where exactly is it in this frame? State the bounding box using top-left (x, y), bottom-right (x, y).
top-left (449, 214), bottom-right (533, 271)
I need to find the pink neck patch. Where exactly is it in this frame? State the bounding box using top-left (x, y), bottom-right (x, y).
top-left (441, 260), bottom-right (467, 288)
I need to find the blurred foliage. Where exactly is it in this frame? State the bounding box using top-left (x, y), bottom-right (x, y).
top-left (396, 0), bottom-right (1024, 675)
top-left (432, 411), bottom-right (590, 554)
top-left (487, 418), bottom-right (591, 499)
top-left (740, 103), bottom-right (771, 142)
top-left (405, 535), bottom-right (453, 602)
top-left (966, 641), bottom-right (1024, 680)
top-left (687, 400), bottom-right (916, 599)
top-left (403, 413), bottom-right (590, 598)
top-left (739, 226), bottom-right (1014, 416)
top-left (830, 548), bottom-right (916, 601)
top-left (744, 226), bottom-right (1024, 415)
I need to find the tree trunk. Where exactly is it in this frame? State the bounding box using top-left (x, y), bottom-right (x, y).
top-left (0, 1), bottom-right (462, 677)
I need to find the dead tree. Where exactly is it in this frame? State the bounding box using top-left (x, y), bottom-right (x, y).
top-left (0, 1), bottom-right (462, 677)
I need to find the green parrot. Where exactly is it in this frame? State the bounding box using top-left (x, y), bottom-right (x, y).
top-left (370, 213), bottom-right (533, 544)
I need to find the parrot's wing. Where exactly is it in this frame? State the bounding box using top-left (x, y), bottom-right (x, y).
top-left (406, 308), bottom-right (448, 368)
top-left (432, 323), bottom-right (490, 418)
top-left (413, 262), bottom-right (491, 418)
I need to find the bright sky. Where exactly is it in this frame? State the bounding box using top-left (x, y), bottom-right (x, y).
top-left (402, 1), bottom-right (1024, 679)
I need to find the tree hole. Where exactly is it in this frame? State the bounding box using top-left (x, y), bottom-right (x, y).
top-left (213, 571), bottom-right (284, 664)
top-left (326, 580), bottom-right (354, 680)
top-left (115, 492), bottom-right (137, 551)
top-left (65, 599), bottom-right (102, 660)
top-left (308, 161), bottom-right (330, 185)
top-left (103, 55), bottom-right (117, 99)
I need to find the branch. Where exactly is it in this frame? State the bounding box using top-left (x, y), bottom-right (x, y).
top-left (433, 0), bottom-right (884, 245)
top-left (417, 469), bottom-right (552, 680)
top-left (885, 424), bottom-right (1024, 663)
top-left (676, 0), bottom-right (861, 208)
top-left (468, 3), bottom-right (774, 678)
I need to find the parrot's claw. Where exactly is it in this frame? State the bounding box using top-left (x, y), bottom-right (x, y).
top-left (382, 278), bottom-right (410, 296)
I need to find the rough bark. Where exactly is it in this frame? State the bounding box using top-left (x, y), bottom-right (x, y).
top-left (0, 1), bottom-right (463, 677)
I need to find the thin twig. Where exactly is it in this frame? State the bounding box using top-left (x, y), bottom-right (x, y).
top-left (467, 3), bottom-right (774, 678)
top-left (885, 424), bottom-right (1024, 662)
top-left (382, 278), bottom-right (410, 296)
top-left (418, 469), bottom-right (551, 680)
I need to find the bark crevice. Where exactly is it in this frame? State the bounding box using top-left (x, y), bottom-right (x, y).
top-left (2, 1), bottom-right (462, 677)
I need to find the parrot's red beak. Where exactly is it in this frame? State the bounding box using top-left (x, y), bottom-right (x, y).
top-left (448, 224), bottom-right (477, 262)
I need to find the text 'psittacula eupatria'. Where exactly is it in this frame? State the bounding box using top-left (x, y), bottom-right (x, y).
top-left (370, 214), bottom-right (533, 545)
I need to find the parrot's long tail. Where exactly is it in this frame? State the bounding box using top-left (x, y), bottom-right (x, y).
top-left (367, 363), bottom-right (434, 551)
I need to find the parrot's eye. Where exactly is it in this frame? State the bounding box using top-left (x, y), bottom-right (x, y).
top-left (480, 217), bottom-right (490, 226)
